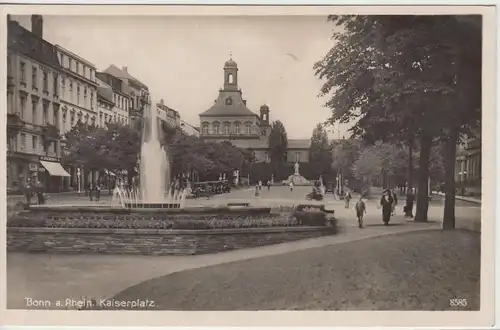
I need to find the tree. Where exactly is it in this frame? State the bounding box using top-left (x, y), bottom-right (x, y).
top-left (353, 141), bottom-right (408, 190)
top-left (330, 139), bottom-right (362, 178)
top-left (308, 123), bottom-right (332, 179)
top-left (353, 145), bottom-right (383, 189)
top-left (97, 123), bottom-right (142, 185)
top-left (314, 15), bottom-right (481, 226)
top-left (268, 120), bottom-right (288, 163)
top-left (63, 121), bottom-right (102, 167)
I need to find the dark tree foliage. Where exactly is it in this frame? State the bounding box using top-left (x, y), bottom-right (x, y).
top-left (309, 123), bottom-right (333, 179)
top-left (315, 15), bottom-right (481, 227)
top-left (268, 120), bottom-right (288, 163)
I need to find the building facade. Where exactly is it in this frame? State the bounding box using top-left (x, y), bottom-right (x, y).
top-left (156, 99), bottom-right (180, 128)
top-left (455, 132), bottom-right (481, 196)
top-left (6, 15), bottom-right (70, 193)
top-left (56, 44), bottom-right (99, 192)
top-left (101, 65), bottom-right (151, 126)
top-left (180, 119), bottom-right (200, 137)
top-left (199, 58), bottom-right (310, 163)
top-left (96, 77), bottom-right (129, 127)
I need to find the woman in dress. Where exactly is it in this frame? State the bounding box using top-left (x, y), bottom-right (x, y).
top-left (380, 189), bottom-right (394, 225)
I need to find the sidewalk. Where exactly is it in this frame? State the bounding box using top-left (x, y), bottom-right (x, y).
top-left (432, 191), bottom-right (481, 204)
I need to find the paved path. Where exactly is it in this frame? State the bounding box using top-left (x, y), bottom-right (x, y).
top-left (7, 186), bottom-right (480, 309)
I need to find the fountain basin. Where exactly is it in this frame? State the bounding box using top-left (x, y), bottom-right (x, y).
top-left (7, 204), bottom-right (337, 255)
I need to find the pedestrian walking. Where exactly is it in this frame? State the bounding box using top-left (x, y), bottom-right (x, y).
top-left (404, 190), bottom-right (415, 218)
top-left (254, 184), bottom-right (260, 197)
top-left (391, 189), bottom-right (398, 215)
top-left (96, 183), bottom-right (101, 201)
top-left (35, 181), bottom-right (45, 205)
top-left (344, 190), bottom-right (352, 209)
top-left (289, 181), bottom-right (294, 192)
top-left (24, 178), bottom-right (32, 205)
top-left (267, 180), bottom-right (271, 191)
top-left (89, 183), bottom-right (93, 201)
top-left (379, 189), bottom-right (394, 225)
top-left (355, 195), bottom-right (367, 228)
top-left (258, 180), bottom-right (262, 191)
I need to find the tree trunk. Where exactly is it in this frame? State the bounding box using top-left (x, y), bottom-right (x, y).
top-left (407, 138), bottom-right (413, 194)
top-left (442, 129), bottom-right (458, 230)
top-left (415, 134), bottom-right (433, 222)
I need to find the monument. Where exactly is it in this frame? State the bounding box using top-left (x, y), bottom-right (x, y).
top-left (284, 161), bottom-right (310, 186)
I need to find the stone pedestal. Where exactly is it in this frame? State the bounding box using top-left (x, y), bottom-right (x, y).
top-left (285, 173), bottom-right (310, 186)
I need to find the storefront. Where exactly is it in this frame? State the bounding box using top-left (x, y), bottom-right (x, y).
top-left (6, 151), bottom-right (39, 193)
top-left (38, 155), bottom-right (71, 193)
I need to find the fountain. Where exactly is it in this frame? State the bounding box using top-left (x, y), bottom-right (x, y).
top-left (111, 97), bottom-right (186, 209)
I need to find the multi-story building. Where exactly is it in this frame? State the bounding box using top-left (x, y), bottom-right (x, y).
top-left (6, 15), bottom-right (70, 193)
top-left (455, 131), bottom-right (481, 196)
top-left (96, 77), bottom-right (129, 127)
top-left (96, 72), bottom-right (131, 125)
top-left (102, 65), bottom-right (151, 125)
top-left (199, 57), bottom-right (310, 163)
top-left (55, 44), bottom-right (99, 192)
top-left (180, 119), bottom-right (200, 137)
top-left (156, 99), bottom-right (180, 128)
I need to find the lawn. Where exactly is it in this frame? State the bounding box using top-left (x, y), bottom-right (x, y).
top-left (111, 230), bottom-right (480, 311)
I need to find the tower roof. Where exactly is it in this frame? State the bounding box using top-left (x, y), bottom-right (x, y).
top-left (199, 91), bottom-right (257, 117)
top-left (224, 58), bottom-right (238, 68)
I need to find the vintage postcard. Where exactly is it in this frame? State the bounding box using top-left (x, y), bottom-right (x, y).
top-left (0, 3), bottom-right (496, 328)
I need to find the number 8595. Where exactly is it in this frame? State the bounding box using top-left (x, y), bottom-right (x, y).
top-left (450, 298), bottom-right (468, 307)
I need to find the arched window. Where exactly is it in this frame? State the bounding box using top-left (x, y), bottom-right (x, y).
top-left (295, 152), bottom-right (300, 162)
top-left (228, 73), bottom-right (234, 84)
top-left (245, 122), bottom-right (252, 135)
top-left (234, 122), bottom-right (241, 134)
top-left (223, 122), bottom-right (230, 135)
top-left (202, 122), bottom-right (209, 135)
top-left (213, 122), bottom-right (220, 135)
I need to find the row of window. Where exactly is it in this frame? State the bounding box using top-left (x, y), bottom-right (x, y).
top-left (98, 112), bottom-right (128, 127)
top-left (19, 61), bottom-right (58, 96)
top-left (17, 95), bottom-right (58, 127)
top-left (202, 122), bottom-right (254, 135)
top-left (59, 53), bottom-right (95, 81)
top-left (61, 110), bottom-right (96, 129)
top-left (9, 132), bottom-right (56, 156)
top-left (61, 76), bottom-right (95, 110)
top-left (113, 93), bottom-right (129, 111)
top-left (20, 59), bottom-right (96, 110)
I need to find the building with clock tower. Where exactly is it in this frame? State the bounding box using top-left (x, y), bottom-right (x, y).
top-left (199, 57), bottom-right (310, 163)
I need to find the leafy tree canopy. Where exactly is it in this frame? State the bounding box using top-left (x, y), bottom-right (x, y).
top-left (268, 120), bottom-right (288, 163)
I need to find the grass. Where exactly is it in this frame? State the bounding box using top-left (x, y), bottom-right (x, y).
top-left (111, 230), bottom-right (480, 311)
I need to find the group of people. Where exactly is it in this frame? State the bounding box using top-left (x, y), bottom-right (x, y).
top-left (255, 180), bottom-right (273, 196)
top-left (87, 182), bottom-right (103, 201)
top-left (22, 178), bottom-right (47, 205)
top-left (353, 188), bottom-right (415, 229)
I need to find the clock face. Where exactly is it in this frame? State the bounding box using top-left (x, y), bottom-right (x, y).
top-left (225, 97), bottom-right (233, 105)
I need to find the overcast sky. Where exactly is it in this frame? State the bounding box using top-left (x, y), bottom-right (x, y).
top-left (14, 15), bottom-right (353, 139)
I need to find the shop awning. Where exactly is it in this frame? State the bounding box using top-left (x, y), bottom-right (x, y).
top-left (40, 161), bottom-right (71, 177)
